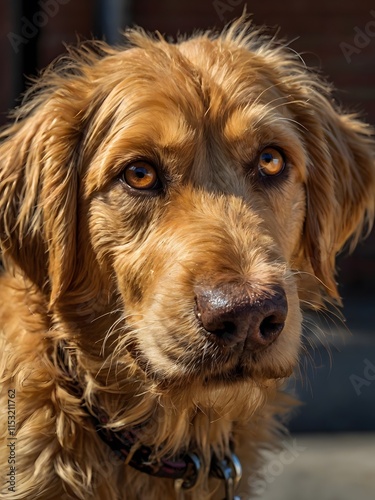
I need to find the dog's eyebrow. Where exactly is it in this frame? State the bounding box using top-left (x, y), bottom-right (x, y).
top-left (222, 105), bottom-right (308, 180)
top-left (155, 115), bottom-right (196, 152)
top-left (224, 107), bottom-right (255, 143)
top-left (224, 100), bottom-right (299, 139)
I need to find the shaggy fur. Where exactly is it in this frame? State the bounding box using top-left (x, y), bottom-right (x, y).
top-left (0, 19), bottom-right (374, 499)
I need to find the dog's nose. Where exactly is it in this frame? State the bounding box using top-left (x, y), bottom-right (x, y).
top-left (194, 284), bottom-right (287, 349)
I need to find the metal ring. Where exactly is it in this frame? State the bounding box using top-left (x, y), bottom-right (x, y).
top-left (181, 452), bottom-right (202, 490)
top-left (210, 450), bottom-right (242, 500)
top-left (227, 450), bottom-right (242, 488)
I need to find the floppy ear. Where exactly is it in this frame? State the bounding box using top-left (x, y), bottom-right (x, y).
top-left (297, 91), bottom-right (375, 300)
top-left (0, 84), bottom-right (81, 305)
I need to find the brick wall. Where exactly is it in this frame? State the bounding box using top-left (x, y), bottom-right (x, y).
top-left (0, 0), bottom-right (94, 120)
top-left (1, 1), bottom-right (374, 124)
top-left (38, 0), bottom-right (94, 68)
top-left (0, 2), bottom-right (12, 122)
top-left (133, 0), bottom-right (375, 127)
top-left (0, 0), bottom-right (374, 294)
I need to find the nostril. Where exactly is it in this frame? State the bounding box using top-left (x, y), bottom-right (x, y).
top-left (259, 314), bottom-right (285, 340)
top-left (211, 321), bottom-right (237, 338)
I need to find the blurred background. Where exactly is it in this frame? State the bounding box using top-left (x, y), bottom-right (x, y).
top-left (1, 1), bottom-right (374, 498)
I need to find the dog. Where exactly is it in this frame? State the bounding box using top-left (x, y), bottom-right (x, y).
top-left (0, 18), bottom-right (374, 499)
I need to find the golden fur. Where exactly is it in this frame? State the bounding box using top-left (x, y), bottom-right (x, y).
top-left (0, 19), bottom-right (374, 499)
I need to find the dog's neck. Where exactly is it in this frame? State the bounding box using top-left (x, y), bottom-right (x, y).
top-left (54, 340), bottom-right (244, 494)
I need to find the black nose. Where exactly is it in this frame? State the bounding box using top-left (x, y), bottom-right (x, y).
top-left (194, 283), bottom-right (287, 349)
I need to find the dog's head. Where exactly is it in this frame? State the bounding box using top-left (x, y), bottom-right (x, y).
top-left (1, 22), bottom-right (374, 391)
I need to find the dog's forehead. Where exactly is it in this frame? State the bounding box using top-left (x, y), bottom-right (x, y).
top-left (130, 40), bottom-right (287, 118)
top-left (98, 38), bottom-right (291, 129)
top-left (85, 38), bottom-right (307, 190)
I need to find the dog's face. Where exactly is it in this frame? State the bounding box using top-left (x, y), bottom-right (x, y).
top-left (83, 39), bottom-right (309, 385)
top-left (1, 25), bottom-right (374, 392)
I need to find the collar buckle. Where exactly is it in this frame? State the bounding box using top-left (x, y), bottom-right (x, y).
top-left (210, 450), bottom-right (242, 500)
top-left (175, 450), bottom-right (242, 500)
top-left (174, 452), bottom-right (202, 498)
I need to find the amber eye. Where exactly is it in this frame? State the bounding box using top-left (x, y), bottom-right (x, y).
top-left (258, 147), bottom-right (285, 177)
top-left (122, 161), bottom-right (161, 190)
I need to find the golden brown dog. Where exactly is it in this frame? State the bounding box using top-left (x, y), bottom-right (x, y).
top-left (0, 19), bottom-right (374, 499)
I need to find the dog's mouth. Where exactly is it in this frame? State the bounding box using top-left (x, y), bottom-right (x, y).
top-left (202, 363), bottom-right (249, 385)
top-left (202, 358), bottom-right (294, 386)
top-left (128, 334), bottom-right (293, 388)
top-left (202, 346), bottom-right (294, 385)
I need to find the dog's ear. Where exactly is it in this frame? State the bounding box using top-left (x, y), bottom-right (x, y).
top-left (296, 91), bottom-right (375, 300)
top-left (0, 84), bottom-right (81, 306)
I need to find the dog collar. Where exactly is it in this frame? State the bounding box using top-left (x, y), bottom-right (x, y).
top-left (55, 341), bottom-right (242, 498)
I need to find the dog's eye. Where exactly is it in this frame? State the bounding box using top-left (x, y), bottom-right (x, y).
top-left (122, 161), bottom-right (161, 191)
top-left (258, 148), bottom-right (285, 177)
